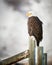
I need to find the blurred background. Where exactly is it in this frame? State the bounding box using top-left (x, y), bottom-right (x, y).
top-left (0, 0), bottom-right (52, 64)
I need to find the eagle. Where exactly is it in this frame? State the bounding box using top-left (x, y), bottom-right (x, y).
top-left (28, 16), bottom-right (43, 46)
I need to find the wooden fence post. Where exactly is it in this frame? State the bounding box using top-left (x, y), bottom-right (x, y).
top-left (29, 36), bottom-right (36, 65)
top-left (37, 47), bottom-right (43, 65)
top-left (43, 53), bottom-right (47, 65)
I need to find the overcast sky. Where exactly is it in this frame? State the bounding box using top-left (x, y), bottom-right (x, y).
top-left (0, 0), bottom-right (52, 62)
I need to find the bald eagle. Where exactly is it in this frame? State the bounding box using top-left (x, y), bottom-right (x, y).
top-left (28, 16), bottom-right (43, 46)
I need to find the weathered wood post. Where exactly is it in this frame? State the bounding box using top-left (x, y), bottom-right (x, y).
top-left (29, 36), bottom-right (36, 65)
top-left (35, 47), bottom-right (47, 65)
top-left (37, 47), bottom-right (43, 65)
top-left (29, 36), bottom-right (44, 65)
top-left (43, 53), bottom-right (47, 65)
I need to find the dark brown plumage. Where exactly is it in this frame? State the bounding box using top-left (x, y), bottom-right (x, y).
top-left (28, 16), bottom-right (43, 46)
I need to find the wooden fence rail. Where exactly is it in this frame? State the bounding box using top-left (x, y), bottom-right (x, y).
top-left (0, 50), bottom-right (29, 65)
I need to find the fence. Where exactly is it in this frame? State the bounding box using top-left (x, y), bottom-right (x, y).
top-left (0, 36), bottom-right (47, 65)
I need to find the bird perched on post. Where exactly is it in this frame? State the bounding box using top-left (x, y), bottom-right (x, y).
top-left (28, 16), bottom-right (43, 46)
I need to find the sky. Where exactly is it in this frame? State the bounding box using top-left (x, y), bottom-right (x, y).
top-left (0, 0), bottom-right (52, 62)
